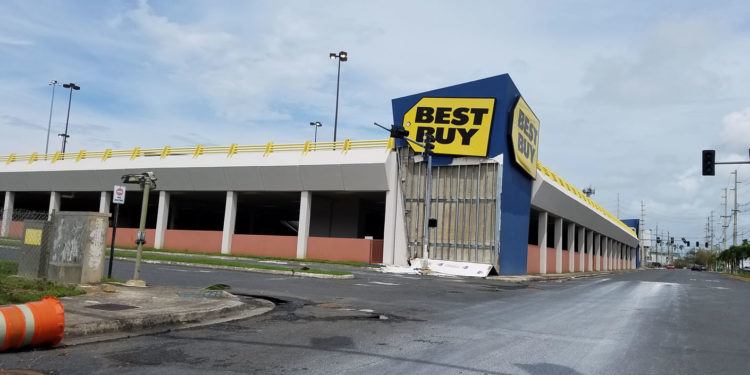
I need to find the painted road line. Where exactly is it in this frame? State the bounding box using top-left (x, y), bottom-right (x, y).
top-left (369, 281), bottom-right (400, 286)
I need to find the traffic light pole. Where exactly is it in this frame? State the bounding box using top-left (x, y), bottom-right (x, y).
top-left (373, 122), bottom-right (435, 270)
top-left (421, 146), bottom-right (433, 270)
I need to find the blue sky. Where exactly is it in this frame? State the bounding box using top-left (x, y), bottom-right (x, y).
top-left (1, 0), bottom-right (750, 245)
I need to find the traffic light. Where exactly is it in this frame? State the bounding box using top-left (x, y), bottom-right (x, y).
top-left (705, 242), bottom-right (709, 248)
top-left (702, 150), bottom-right (715, 176)
top-left (423, 134), bottom-right (436, 155)
top-left (670, 237), bottom-right (674, 244)
top-left (656, 237), bottom-right (661, 244)
top-left (389, 125), bottom-right (409, 139)
top-left (695, 241), bottom-right (699, 248)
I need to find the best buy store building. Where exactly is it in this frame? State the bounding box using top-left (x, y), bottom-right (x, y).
top-left (0, 74), bottom-right (639, 275)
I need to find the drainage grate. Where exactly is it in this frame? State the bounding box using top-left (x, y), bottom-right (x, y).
top-left (86, 303), bottom-right (139, 311)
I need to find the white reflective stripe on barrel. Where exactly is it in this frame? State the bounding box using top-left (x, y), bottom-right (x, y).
top-left (16, 304), bottom-right (35, 346)
top-left (0, 312), bottom-right (6, 343)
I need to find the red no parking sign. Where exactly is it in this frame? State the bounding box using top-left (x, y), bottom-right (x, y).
top-left (113, 185), bottom-right (126, 204)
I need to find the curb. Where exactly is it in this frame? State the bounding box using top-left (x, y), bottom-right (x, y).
top-left (119, 248), bottom-right (377, 270)
top-left (114, 257), bottom-right (355, 279)
top-left (63, 297), bottom-right (275, 346)
top-left (722, 274), bottom-right (750, 283)
top-left (489, 269), bottom-right (638, 283)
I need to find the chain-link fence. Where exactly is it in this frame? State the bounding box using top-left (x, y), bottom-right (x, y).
top-left (2, 209), bottom-right (110, 283)
top-left (0, 209), bottom-right (53, 279)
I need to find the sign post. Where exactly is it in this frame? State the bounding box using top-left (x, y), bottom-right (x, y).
top-left (108, 185), bottom-right (126, 278)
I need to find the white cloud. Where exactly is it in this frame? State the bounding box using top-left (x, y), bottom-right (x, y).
top-left (0, 34), bottom-right (32, 46)
top-left (720, 108), bottom-right (750, 152)
top-left (582, 17), bottom-right (728, 107)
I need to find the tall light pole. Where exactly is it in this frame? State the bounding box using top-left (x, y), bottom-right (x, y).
top-left (45, 80), bottom-right (60, 158)
top-left (329, 51), bottom-right (347, 143)
top-left (309, 121), bottom-right (322, 143)
top-left (58, 82), bottom-right (80, 154)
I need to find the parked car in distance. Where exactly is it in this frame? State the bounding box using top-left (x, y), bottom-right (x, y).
top-left (691, 265), bottom-right (704, 271)
top-left (666, 264), bottom-right (675, 270)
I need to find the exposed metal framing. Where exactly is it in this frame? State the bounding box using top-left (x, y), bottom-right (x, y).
top-left (397, 147), bottom-right (498, 266)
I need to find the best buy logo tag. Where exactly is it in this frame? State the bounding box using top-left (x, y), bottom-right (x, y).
top-left (510, 96), bottom-right (540, 178)
top-left (402, 97), bottom-right (496, 157)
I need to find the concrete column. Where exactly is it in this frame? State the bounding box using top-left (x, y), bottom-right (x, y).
top-left (48, 192), bottom-right (60, 218)
top-left (99, 191), bottom-right (111, 214)
top-left (632, 248), bottom-right (637, 269)
top-left (594, 233), bottom-right (601, 271)
top-left (554, 217), bottom-right (563, 274)
top-left (296, 191), bottom-right (312, 259)
top-left (614, 241), bottom-right (618, 270)
top-left (567, 223), bottom-right (575, 273)
top-left (628, 247), bottom-right (632, 269)
top-left (578, 226), bottom-right (585, 272)
top-left (603, 238), bottom-right (609, 271)
top-left (586, 230), bottom-right (593, 272)
top-left (383, 152), bottom-right (399, 265)
top-left (624, 246), bottom-right (628, 269)
top-left (617, 243), bottom-right (622, 270)
top-left (625, 246), bottom-right (630, 270)
top-left (154, 191), bottom-right (170, 249)
top-left (612, 242), bottom-right (617, 270)
top-left (221, 191), bottom-right (238, 255)
top-left (1, 192), bottom-right (14, 237)
top-left (538, 211), bottom-right (548, 274)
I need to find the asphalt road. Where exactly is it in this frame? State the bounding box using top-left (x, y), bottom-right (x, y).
top-left (2, 261), bottom-right (749, 375)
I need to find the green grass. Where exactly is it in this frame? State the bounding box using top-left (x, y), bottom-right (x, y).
top-left (0, 260), bottom-right (84, 305)
top-left (114, 250), bottom-right (351, 276)
top-left (115, 245), bottom-right (380, 268)
top-left (0, 237), bottom-right (22, 247)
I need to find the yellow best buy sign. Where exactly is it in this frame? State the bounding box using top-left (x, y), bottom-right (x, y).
top-left (510, 96), bottom-right (540, 178)
top-left (402, 97), bottom-right (495, 157)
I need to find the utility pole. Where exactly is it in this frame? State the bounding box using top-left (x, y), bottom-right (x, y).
top-left (640, 201), bottom-right (645, 263)
top-left (655, 224), bottom-right (659, 263)
top-left (731, 170), bottom-right (739, 246)
top-left (710, 210), bottom-right (715, 250)
top-left (722, 188), bottom-right (729, 251)
top-left (667, 230), bottom-right (671, 264)
top-left (617, 193), bottom-right (620, 218)
top-left (705, 216), bottom-right (710, 250)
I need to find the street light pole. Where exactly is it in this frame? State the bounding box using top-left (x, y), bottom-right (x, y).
top-left (59, 82), bottom-right (80, 154)
top-left (329, 51), bottom-right (347, 143)
top-left (309, 121), bottom-right (322, 143)
top-left (45, 80), bottom-right (60, 158)
top-left (121, 172), bottom-right (157, 287)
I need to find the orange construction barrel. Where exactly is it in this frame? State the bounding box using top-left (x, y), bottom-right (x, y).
top-left (1, 296), bottom-right (65, 351)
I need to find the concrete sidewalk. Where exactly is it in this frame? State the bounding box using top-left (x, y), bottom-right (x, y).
top-left (60, 284), bottom-right (274, 345)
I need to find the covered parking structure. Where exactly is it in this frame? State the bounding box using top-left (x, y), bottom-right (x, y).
top-left (0, 141), bottom-right (397, 264)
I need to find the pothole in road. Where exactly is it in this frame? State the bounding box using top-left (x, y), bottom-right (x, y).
top-left (226, 293), bottom-right (423, 324)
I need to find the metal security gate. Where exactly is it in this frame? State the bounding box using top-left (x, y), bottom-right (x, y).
top-left (398, 147), bottom-right (499, 267)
